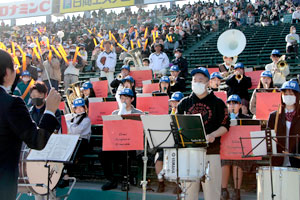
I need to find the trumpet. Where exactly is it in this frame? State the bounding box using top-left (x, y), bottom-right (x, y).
top-left (277, 55), bottom-right (288, 71)
top-left (117, 73), bottom-right (123, 80)
top-left (169, 76), bottom-right (176, 86)
top-left (235, 73), bottom-right (243, 81)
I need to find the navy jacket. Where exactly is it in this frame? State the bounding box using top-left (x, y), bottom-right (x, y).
top-left (0, 87), bottom-right (59, 200)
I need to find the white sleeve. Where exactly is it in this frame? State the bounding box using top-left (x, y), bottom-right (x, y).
top-left (149, 54), bottom-right (154, 70)
top-left (110, 52), bottom-right (117, 72)
top-left (96, 52), bottom-right (104, 70)
top-left (68, 117), bottom-right (91, 138)
top-left (162, 53), bottom-right (170, 69)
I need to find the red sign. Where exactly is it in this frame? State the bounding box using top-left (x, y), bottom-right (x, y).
top-left (92, 80), bottom-right (108, 98)
top-left (103, 120), bottom-right (144, 151)
top-left (143, 83), bottom-right (159, 93)
top-left (220, 125), bottom-right (262, 160)
top-left (256, 92), bottom-right (281, 120)
top-left (136, 96), bottom-right (169, 114)
top-left (88, 101), bottom-right (118, 125)
top-left (214, 91), bottom-right (227, 103)
top-left (61, 115), bottom-right (68, 134)
top-left (0, 0), bottom-right (52, 20)
top-left (207, 68), bottom-right (219, 75)
top-left (130, 70), bottom-right (153, 87)
top-left (245, 70), bottom-right (264, 89)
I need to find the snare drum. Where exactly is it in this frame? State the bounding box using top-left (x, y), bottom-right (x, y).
top-left (18, 145), bottom-right (64, 195)
top-left (257, 166), bottom-right (300, 200)
top-left (163, 148), bottom-right (206, 182)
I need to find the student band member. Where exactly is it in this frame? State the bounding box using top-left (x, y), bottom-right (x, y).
top-left (177, 67), bottom-right (230, 200)
top-left (221, 94), bottom-right (252, 200)
top-left (267, 80), bottom-right (300, 168)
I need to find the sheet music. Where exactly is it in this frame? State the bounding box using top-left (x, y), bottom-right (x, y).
top-left (250, 130), bottom-right (277, 156)
top-left (27, 134), bottom-right (80, 162)
top-left (141, 115), bottom-right (174, 149)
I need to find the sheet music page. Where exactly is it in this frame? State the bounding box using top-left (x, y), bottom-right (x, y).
top-left (27, 134), bottom-right (80, 162)
top-left (250, 130), bottom-right (277, 156)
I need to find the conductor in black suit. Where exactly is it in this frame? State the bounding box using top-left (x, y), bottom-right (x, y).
top-left (0, 50), bottom-right (61, 200)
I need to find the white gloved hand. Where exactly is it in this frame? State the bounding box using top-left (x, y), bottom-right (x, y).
top-left (118, 103), bottom-right (127, 115)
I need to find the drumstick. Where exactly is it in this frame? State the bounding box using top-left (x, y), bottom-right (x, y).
top-left (274, 104), bottom-right (281, 134)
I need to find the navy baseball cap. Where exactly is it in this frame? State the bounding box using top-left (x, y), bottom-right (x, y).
top-left (21, 70), bottom-right (31, 77)
top-left (119, 88), bottom-right (134, 97)
top-left (234, 63), bottom-right (244, 69)
top-left (169, 92), bottom-right (184, 102)
top-left (82, 81), bottom-right (93, 90)
top-left (210, 72), bottom-right (223, 80)
top-left (190, 67), bottom-right (210, 79)
top-left (280, 80), bottom-right (300, 93)
top-left (122, 76), bottom-right (134, 83)
top-left (121, 65), bottom-right (130, 72)
top-left (26, 53), bottom-right (32, 59)
top-left (160, 76), bottom-right (170, 83)
top-left (227, 94), bottom-right (242, 103)
top-left (271, 49), bottom-right (280, 55)
top-left (261, 70), bottom-right (272, 78)
top-left (170, 65), bottom-right (180, 72)
top-left (73, 98), bottom-right (85, 108)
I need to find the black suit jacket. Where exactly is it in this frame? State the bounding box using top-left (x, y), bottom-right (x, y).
top-left (267, 110), bottom-right (300, 168)
top-left (0, 87), bottom-right (59, 200)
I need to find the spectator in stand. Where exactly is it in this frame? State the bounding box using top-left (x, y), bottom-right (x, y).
top-left (247, 12), bottom-right (255, 26)
top-left (96, 41), bottom-right (117, 94)
top-left (40, 52), bottom-right (61, 92)
top-left (260, 8), bottom-right (270, 26)
top-left (164, 27), bottom-right (180, 51)
top-left (149, 43), bottom-right (169, 77)
top-left (270, 8), bottom-right (280, 26)
top-left (13, 71), bottom-right (32, 107)
top-left (292, 6), bottom-right (300, 23)
top-left (286, 26), bottom-right (300, 59)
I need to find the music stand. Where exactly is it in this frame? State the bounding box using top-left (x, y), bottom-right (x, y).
top-left (240, 128), bottom-right (300, 200)
top-left (102, 114), bottom-right (143, 200)
top-left (24, 134), bottom-right (81, 200)
top-left (141, 114), bottom-right (207, 200)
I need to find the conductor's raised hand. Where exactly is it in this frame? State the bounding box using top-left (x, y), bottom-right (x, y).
top-left (45, 88), bottom-right (61, 113)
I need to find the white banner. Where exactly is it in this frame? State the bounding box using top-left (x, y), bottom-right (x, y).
top-left (144, 0), bottom-right (174, 4)
top-left (0, 0), bottom-right (52, 20)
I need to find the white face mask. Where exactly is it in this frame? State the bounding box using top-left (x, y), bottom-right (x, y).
top-left (282, 95), bottom-right (296, 106)
top-left (22, 77), bottom-right (30, 82)
top-left (175, 53), bottom-right (180, 58)
top-left (192, 82), bottom-right (207, 95)
top-left (292, 30), bottom-right (296, 34)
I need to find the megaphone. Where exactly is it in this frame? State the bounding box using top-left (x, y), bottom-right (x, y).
top-left (217, 29), bottom-right (246, 57)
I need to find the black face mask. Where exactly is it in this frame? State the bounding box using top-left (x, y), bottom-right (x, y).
top-left (32, 98), bottom-right (44, 107)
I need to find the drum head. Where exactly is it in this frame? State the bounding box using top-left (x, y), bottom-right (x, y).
top-left (26, 162), bottom-right (64, 195)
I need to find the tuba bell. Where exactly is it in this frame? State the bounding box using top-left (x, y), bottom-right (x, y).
top-left (217, 29), bottom-right (246, 58)
top-left (217, 29), bottom-right (246, 84)
top-left (66, 82), bottom-right (82, 113)
top-left (123, 48), bottom-right (143, 68)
